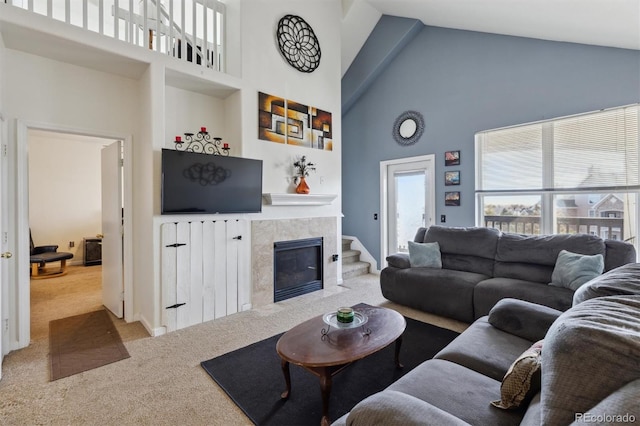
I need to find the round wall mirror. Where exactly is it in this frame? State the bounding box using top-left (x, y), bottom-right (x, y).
top-left (399, 119), bottom-right (418, 138)
top-left (393, 111), bottom-right (425, 146)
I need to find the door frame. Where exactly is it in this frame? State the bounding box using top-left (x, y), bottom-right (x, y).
top-left (11, 120), bottom-right (133, 351)
top-left (0, 113), bottom-right (6, 378)
top-left (379, 154), bottom-right (435, 268)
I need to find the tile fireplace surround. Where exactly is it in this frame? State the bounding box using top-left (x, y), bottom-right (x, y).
top-left (251, 217), bottom-right (338, 308)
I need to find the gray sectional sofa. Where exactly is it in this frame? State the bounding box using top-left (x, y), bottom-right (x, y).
top-left (381, 226), bottom-right (636, 323)
top-left (334, 263), bottom-right (640, 425)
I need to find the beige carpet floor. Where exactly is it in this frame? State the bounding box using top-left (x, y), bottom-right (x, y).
top-left (0, 266), bottom-right (467, 425)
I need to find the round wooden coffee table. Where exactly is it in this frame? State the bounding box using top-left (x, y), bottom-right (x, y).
top-left (276, 304), bottom-right (406, 426)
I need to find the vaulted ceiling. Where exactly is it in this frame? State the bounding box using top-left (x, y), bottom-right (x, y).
top-left (341, 0), bottom-right (640, 75)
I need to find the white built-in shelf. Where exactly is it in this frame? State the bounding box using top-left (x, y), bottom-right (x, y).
top-left (262, 193), bottom-right (337, 206)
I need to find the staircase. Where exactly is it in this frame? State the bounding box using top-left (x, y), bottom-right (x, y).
top-left (341, 238), bottom-right (371, 280)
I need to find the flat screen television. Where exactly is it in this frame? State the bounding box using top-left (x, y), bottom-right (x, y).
top-left (161, 149), bottom-right (263, 214)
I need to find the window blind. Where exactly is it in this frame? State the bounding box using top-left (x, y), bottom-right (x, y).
top-left (476, 105), bottom-right (640, 192)
top-left (553, 107), bottom-right (639, 190)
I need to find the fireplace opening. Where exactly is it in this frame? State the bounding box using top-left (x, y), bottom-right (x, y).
top-left (274, 237), bottom-right (323, 302)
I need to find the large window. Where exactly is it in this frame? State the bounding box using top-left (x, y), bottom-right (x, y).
top-left (476, 104), bottom-right (639, 247)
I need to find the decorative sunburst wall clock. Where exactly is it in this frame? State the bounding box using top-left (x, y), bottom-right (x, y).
top-left (276, 14), bottom-right (321, 73)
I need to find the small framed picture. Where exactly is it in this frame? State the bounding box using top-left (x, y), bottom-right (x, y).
top-left (445, 191), bottom-right (461, 206)
top-left (445, 171), bottom-right (460, 186)
top-left (445, 150), bottom-right (460, 166)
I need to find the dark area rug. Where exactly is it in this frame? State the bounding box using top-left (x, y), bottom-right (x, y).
top-left (49, 309), bottom-right (130, 381)
top-left (201, 316), bottom-right (459, 425)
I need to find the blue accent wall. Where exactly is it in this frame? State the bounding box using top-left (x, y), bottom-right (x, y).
top-left (342, 15), bottom-right (423, 115)
top-left (342, 21), bottom-right (640, 265)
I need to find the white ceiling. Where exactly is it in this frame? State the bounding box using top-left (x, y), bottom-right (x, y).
top-left (342, 0), bottom-right (640, 75)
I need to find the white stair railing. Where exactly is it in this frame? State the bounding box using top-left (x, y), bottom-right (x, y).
top-left (8, 0), bottom-right (226, 72)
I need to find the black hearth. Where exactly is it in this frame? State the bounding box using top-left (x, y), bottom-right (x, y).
top-left (274, 237), bottom-right (323, 302)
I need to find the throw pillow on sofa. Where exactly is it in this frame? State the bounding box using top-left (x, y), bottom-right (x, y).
top-left (408, 241), bottom-right (442, 268)
top-left (550, 250), bottom-right (604, 291)
top-left (491, 340), bottom-right (543, 410)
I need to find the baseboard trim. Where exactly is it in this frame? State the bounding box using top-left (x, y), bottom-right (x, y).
top-left (137, 313), bottom-right (165, 337)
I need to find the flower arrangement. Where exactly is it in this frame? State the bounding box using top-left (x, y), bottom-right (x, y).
top-left (293, 156), bottom-right (316, 182)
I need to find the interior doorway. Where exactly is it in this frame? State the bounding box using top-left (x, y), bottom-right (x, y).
top-left (380, 155), bottom-right (436, 267)
top-left (27, 129), bottom-right (122, 336)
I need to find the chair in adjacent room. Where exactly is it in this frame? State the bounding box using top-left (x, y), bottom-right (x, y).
top-left (30, 232), bottom-right (74, 279)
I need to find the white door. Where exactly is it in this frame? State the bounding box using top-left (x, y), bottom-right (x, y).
top-left (0, 116), bottom-right (6, 379)
top-left (101, 141), bottom-right (124, 318)
top-left (381, 155), bottom-right (435, 265)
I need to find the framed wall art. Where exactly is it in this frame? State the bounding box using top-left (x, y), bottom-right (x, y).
top-left (445, 150), bottom-right (460, 166)
top-left (445, 171), bottom-right (460, 186)
top-left (445, 191), bottom-right (461, 206)
top-left (258, 91), bottom-right (332, 150)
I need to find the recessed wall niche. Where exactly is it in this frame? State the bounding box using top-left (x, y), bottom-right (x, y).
top-left (164, 68), bottom-right (241, 155)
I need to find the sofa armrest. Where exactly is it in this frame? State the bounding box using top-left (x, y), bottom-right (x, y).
top-left (386, 253), bottom-right (411, 269)
top-left (343, 390), bottom-right (471, 426)
top-left (488, 298), bottom-right (562, 342)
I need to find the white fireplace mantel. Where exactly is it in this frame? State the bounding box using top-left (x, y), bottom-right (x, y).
top-left (262, 193), bottom-right (337, 206)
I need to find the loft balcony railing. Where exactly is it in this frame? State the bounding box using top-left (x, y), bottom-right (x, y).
top-left (7, 0), bottom-right (226, 72)
top-left (484, 215), bottom-right (625, 241)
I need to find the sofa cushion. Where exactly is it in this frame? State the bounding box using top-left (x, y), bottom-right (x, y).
top-left (520, 393), bottom-right (542, 426)
top-left (344, 390), bottom-right (471, 426)
top-left (423, 226), bottom-right (499, 276)
top-left (435, 317), bottom-right (533, 381)
top-left (541, 295), bottom-right (640, 426)
top-left (549, 250), bottom-right (604, 290)
top-left (387, 359), bottom-right (524, 426)
top-left (408, 241), bottom-right (442, 268)
top-left (381, 267), bottom-right (486, 323)
top-left (573, 263), bottom-right (640, 305)
top-left (474, 278), bottom-right (574, 319)
top-left (492, 340), bottom-right (543, 410)
top-left (488, 298), bottom-right (562, 343)
top-left (494, 233), bottom-right (605, 283)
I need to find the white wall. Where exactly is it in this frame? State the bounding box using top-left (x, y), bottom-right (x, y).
top-left (136, 64), bottom-right (159, 332)
top-left (164, 86), bottom-right (229, 153)
top-left (240, 0), bottom-right (343, 218)
top-left (3, 50), bottom-right (140, 134)
top-left (27, 130), bottom-right (110, 264)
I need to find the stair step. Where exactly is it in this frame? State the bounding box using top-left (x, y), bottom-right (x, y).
top-left (341, 239), bottom-right (353, 251)
top-left (342, 261), bottom-right (370, 280)
top-left (341, 249), bottom-right (362, 264)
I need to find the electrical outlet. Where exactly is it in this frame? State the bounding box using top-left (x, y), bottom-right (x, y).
top-left (332, 254), bottom-right (339, 262)
top-left (374, 213), bottom-right (378, 220)
top-left (69, 241), bottom-right (75, 248)
top-left (440, 215), bottom-right (446, 223)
